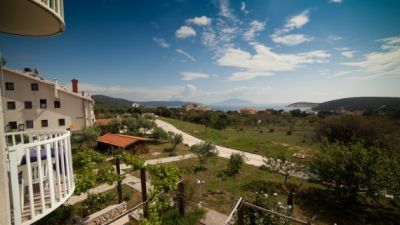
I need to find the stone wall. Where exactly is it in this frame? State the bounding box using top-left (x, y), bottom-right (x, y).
top-left (83, 202), bottom-right (127, 225)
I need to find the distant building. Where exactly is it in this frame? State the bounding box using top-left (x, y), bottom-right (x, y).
top-left (240, 108), bottom-right (257, 115)
top-left (2, 67), bottom-right (95, 131)
top-left (182, 103), bottom-right (211, 111)
top-left (197, 105), bottom-right (211, 112)
top-left (182, 103), bottom-right (198, 111)
top-left (132, 102), bottom-right (140, 108)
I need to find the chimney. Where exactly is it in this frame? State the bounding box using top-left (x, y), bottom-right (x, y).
top-left (71, 79), bottom-right (78, 93)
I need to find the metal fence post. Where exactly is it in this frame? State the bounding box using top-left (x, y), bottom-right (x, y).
top-left (237, 203), bottom-right (244, 225)
top-left (140, 168), bottom-right (148, 218)
top-left (178, 181), bottom-right (185, 217)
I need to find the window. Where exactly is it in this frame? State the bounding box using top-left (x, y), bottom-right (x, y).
top-left (24, 101), bottom-right (32, 109)
top-left (54, 100), bottom-right (61, 108)
top-left (8, 122), bottom-right (17, 130)
top-left (31, 83), bottom-right (39, 91)
top-left (7, 101), bottom-right (16, 110)
top-left (40, 99), bottom-right (47, 108)
top-left (5, 82), bottom-right (14, 91)
top-left (26, 120), bottom-right (34, 129)
top-left (58, 118), bottom-right (65, 126)
top-left (41, 120), bottom-right (48, 128)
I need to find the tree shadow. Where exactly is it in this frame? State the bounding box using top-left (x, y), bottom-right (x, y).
top-left (240, 180), bottom-right (282, 194)
top-left (296, 188), bottom-right (400, 225)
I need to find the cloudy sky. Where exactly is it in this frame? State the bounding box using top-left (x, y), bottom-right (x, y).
top-left (1, 0), bottom-right (399, 103)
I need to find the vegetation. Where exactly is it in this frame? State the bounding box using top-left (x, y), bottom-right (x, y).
top-left (226, 153), bottom-right (245, 175)
top-left (190, 141), bottom-right (218, 170)
top-left (168, 132), bottom-right (183, 155)
top-left (313, 97), bottom-right (400, 112)
top-left (71, 126), bottom-right (100, 150)
top-left (152, 126), bottom-right (168, 142)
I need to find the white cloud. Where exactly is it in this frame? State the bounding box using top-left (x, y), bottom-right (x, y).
top-left (284, 10), bottom-right (310, 30)
top-left (342, 37), bottom-right (400, 78)
top-left (180, 72), bottom-right (210, 80)
top-left (336, 47), bottom-right (356, 58)
top-left (329, 0), bottom-right (343, 3)
top-left (152, 37), bottom-right (170, 48)
top-left (217, 44), bottom-right (330, 80)
top-left (218, 0), bottom-right (235, 20)
top-left (243, 20), bottom-right (266, 41)
top-left (187, 16), bottom-right (212, 26)
top-left (326, 35), bottom-right (343, 44)
top-left (271, 34), bottom-right (313, 46)
top-left (240, 2), bottom-right (249, 14)
top-left (176, 26), bottom-right (196, 38)
top-left (271, 10), bottom-right (313, 46)
top-left (176, 49), bottom-right (196, 62)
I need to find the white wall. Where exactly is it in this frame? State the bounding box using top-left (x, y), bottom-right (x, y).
top-left (2, 69), bottom-right (95, 131)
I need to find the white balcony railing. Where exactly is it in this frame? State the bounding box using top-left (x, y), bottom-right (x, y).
top-left (6, 129), bottom-right (74, 225)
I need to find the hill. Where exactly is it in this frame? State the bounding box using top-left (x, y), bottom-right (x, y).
top-left (212, 98), bottom-right (254, 106)
top-left (287, 102), bottom-right (318, 108)
top-left (92, 95), bottom-right (193, 108)
top-left (92, 95), bottom-right (133, 106)
top-left (313, 97), bottom-right (400, 112)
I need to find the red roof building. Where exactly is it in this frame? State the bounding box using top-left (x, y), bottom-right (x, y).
top-left (97, 133), bottom-right (152, 149)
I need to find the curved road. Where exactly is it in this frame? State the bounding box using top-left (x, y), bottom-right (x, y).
top-left (156, 119), bottom-right (266, 167)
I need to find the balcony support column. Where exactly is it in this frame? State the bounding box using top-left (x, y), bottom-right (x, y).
top-left (8, 148), bottom-right (22, 225)
top-left (0, 53), bottom-right (12, 225)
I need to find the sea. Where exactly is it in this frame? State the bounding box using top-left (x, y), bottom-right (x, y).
top-left (210, 104), bottom-right (312, 112)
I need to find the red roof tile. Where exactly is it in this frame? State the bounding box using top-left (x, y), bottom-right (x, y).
top-left (97, 133), bottom-right (152, 148)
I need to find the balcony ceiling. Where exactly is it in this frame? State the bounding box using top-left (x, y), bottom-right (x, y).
top-left (0, 0), bottom-right (64, 36)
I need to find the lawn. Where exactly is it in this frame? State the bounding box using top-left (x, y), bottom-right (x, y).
top-left (159, 117), bottom-right (318, 160)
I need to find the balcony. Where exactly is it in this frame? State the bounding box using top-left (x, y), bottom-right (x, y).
top-left (6, 129), bottom-right (74, 225)
top-left (0, 0), bottom-right (65, 36)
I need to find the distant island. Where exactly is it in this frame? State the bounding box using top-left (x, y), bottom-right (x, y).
top-left (287, 102), bottom-right (318, 108)
top-left (313, 97), bottom-right (400, 112)
top-left (211, 98), bottom-right (254, 106)
top-left (92, 95), bottom-right (195, 108)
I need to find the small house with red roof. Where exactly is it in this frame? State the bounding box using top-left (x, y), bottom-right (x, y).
top-left (97, 133), bottom-right (152, 151)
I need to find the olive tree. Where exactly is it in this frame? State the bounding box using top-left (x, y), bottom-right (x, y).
top-left (190, 141), bottom-right (218, 169)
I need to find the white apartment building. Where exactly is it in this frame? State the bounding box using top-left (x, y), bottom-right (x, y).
top-left (2, 67), bottom-right (95, 131)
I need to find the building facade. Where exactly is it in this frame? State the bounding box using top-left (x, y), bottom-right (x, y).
top-left (2, 68), bottom-right (95, 131)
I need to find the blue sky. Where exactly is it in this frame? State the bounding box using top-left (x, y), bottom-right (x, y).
top-left (1, 0), bottom-right (399, 104)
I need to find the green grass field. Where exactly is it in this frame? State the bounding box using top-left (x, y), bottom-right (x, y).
top-left (159, 117), bottom-right (318, 160)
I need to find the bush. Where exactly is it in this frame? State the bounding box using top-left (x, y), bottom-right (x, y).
top-left (226, 153), bottom-right (245, 175)
top-left (269, 128), bottom-right (275, 133)
top-left (33, 205), bottom-right (74, 225)
top-left (286, 130), bottom-right (292, 135)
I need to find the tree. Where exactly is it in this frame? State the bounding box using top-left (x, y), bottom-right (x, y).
top-left (152, 127), bottom-right (168, 142)
top-left (226, 153), bottom-right (245, 175)
top-left (141, 164), bottom-right (182, 225)
top-left (310, 141), bottom-right (386, 203)
top-left (72, 126), bottom-right (100, 150)
top-left (168, 132), bottom-right (183, 153)
top-left (190, 141), bottom-right (218, 169)
top-left (109, 118), bottom-right (122, 133)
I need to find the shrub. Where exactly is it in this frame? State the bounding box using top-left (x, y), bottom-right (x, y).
top-left (269, 128), bottom-right (275, 133)
top-left (152, 127), bottom-right (168, 142)
top-left (226, 153), bottom-right (245, 175)
top-left (286, 130), bottom-right (292, 135)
